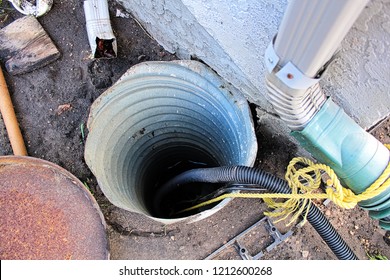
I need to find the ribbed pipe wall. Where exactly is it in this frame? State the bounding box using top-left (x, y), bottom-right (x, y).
top-left (84, 61), bottom-right (257, 223)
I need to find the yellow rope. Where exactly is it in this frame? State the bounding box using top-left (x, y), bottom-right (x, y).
top-left (179, 144), bottom-right (390, 226)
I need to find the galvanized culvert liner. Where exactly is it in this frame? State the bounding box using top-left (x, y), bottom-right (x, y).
top-left (85, 60), bottom-right (257, 224)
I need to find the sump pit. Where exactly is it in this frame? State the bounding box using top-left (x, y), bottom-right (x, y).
top-left (142, 149), bottom-right (224, 219)
top-left (84, 61), bottom-right (257, 224)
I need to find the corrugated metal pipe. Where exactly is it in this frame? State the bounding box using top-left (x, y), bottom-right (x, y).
top-left (265, 0), bottom-right (390, 233)
top-left (84, 60), bottom-right (258, 224)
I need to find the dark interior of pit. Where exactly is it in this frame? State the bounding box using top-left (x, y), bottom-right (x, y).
top-left (141, 103), bottom-right (259, 219)
top-left (143, 148), bottom-right (225, 219)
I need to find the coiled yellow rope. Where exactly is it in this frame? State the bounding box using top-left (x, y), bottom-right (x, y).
top-left (179, 144), bottom-right (390, 226)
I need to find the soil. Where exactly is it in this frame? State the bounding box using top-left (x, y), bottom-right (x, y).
top-left (0, 0), bottom-right (389, 260)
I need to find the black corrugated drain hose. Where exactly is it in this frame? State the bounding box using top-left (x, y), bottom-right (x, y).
top-left (154, 166), bottom-right (358, 260)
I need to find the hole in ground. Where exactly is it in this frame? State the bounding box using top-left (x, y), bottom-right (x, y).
top-left (142, 147), bottom-right (225, 219)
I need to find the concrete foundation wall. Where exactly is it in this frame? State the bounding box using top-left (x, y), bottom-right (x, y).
top-left (117, 0), bottom-right (390, 130)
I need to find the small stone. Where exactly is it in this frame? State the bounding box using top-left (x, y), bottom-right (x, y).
top-left (138, 54), bottom-right (146, 61)
top-left (325, 210), bottom-right (331, 216)
top-left (383, 231), bottom-right (390, 246)
top-left (116, 9), bottom-right (130, 18)
top-left (349, 230), bottom-right (355, 236)
top-left (302, 250), bottom-right (309, 258)
top-left (354, 225), bottom-right (359, 230)
top-left (170, 236), bottom-right (175, 241)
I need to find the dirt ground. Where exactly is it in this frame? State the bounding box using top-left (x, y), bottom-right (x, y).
top-left (0, 0), bottom-right (389, 260)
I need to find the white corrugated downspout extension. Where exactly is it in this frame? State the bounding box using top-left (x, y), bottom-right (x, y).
top-left (84, 0), bottom-right (117, 58)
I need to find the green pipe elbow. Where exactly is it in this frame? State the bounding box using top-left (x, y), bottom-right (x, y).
top-left (292, 98), bottom-right (390, 229)
top-left (292, 98), bottom-right (388, 193)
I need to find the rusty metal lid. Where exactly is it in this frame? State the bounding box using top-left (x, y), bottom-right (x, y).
top-left (0, 156), bottom-right (109, 259)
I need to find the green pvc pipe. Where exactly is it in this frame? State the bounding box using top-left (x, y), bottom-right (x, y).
top-left (292, 98), bottom-right (390, 230)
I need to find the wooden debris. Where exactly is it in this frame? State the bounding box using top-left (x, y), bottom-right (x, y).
top-left (0, 15), bottom-right (60, 75)
top-left (56, 104), bottom-right (72, 115)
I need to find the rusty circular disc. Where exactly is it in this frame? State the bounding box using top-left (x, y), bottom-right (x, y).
top-left (0, 156), bottom-right (109, 259)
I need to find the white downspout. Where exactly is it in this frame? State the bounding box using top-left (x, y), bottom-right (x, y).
top-left (264, 0), bottom-right (390, 230)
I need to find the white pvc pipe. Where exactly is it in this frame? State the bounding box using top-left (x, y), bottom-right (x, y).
top-left (274, 0), bottom-right (369, 77)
